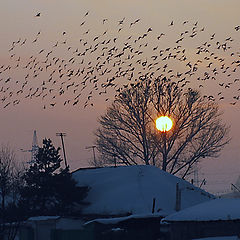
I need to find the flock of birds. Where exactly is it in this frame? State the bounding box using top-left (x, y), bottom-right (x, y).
top-left (0, 11), bottom-right (240, 109)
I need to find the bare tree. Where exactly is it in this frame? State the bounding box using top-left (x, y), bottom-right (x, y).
top-left (94, 76), bottom-right (230, 178)
top-left (0, 144), bottom-right (23, 240)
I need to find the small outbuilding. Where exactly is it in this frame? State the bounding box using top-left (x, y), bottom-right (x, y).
top-left (18, 216), bottom-right (87, 240)
top-left (161, 198), bottom-right (240, 240)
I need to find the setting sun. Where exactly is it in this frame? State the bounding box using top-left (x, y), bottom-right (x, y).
top-left (156, 116), bottom-right (173, 132)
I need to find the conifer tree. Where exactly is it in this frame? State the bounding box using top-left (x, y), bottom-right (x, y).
top-left (20, 138), bottom-right (89, 217)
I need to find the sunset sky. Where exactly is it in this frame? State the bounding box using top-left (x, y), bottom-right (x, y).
top-left (0, 0), bottom-right (240, 194)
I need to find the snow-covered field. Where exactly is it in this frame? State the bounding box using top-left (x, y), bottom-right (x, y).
top-left (193, 236), bottom-right (239, 240)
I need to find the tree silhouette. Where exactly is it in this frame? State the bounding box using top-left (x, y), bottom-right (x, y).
top-left (20, 138), bottom-right (89, 217)
top-left (94, 76), bottom-right (230, 178)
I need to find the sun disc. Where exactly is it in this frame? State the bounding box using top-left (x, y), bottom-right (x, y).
top-left (156, 116), bottom-right (173, 132)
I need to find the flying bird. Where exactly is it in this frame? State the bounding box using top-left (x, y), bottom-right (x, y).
top-left (103, 18), bottom-right (108, 24)
top-left (84, 11), bottom-right (89, 17)
top-left (235, 26), bottom-right (240, 31)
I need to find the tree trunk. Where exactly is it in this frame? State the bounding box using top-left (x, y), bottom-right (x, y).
top-left (162, 132), bottom-right (167, 171)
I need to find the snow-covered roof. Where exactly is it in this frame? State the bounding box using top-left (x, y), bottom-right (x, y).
top-left (84, 213), bottom-right (164, 226)
top-left (163, 198), bottom-right (240, 222)
top-left (28, 216), bottom-right (60, 221)
top-left (72, 165), bottom-right (214, 215)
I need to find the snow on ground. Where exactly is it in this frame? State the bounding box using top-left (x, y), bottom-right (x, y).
top-left (193, 237), bottom-right (239, 240)
top-left (163, 198), bottom-right (240, 222)
top-left (72, 165), bottom-right (214, 215)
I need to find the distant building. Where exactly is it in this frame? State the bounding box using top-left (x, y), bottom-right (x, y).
top-left (221, 175), bottom-right (240, 199)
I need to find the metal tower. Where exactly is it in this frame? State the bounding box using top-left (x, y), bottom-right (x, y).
top-left (31, 130), bottom-right (39, 163)
top-left (193, 163), bottom-right (199, 187)
top-left (21, 130), bottom-right (39, 164)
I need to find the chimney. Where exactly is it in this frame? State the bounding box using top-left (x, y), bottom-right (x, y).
top-left (175, 183), bottom-right (181, 211)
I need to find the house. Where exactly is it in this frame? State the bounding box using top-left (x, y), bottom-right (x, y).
top-left (17, 165), bottom-right (215, 240)
top-left (72, 165), bottom-right (214, 217)
top-left (161, 198), bottom-right (240, 240)
top-left (72, 165), bottom-right (215, 239)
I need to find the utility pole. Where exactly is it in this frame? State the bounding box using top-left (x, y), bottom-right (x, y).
top-left (86, 145), bottom-right (96, 163)
top-left (56, 132), bottom-right (68, 168)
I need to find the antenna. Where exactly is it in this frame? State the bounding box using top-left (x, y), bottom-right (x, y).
top-left (85, 145), bottom-right (96, 163)
top-left (56, 132), bottom-right (68, 168)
